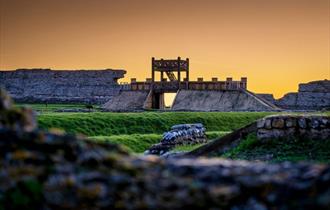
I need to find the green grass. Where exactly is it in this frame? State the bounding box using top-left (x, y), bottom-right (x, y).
top-left (89, 131), bottom-right (227, 153)
top-left (16, 103), bottom-right (99, 113)
top-left (89, 134), bottom-right (162, 153)
top-left (38, 112), bottom-right (271, 136)
top-left (172, 144), bottom-right (207, 152)
top-left (222, 133), bottom-right (330, 163)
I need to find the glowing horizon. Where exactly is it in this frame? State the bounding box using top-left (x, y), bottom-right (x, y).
top-left (1, 0), bottom-right (329, 99)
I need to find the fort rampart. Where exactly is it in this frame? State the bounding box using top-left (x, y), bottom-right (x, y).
top-left (0, 69), bottom-right (126, 104)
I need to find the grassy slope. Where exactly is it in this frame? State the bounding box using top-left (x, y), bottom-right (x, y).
top-left (38, 112), bottom-right (271, 136)
top-left (89, 131), bottom-right (228, 153)
top-left (222, 134), bottom-right (330, 163)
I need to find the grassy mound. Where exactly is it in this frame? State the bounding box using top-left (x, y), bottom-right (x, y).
top-left (222, 134), bottom-right (330, 163)
top-left (89, 131), bottom-right (227, 153)
top-left (38, 112), bottom-right (270, 136)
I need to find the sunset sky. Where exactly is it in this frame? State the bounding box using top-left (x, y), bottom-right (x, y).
top-left (0, 0), bottom-right (329, 98)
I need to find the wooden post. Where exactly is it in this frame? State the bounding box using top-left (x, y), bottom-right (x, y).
top-left (151, 57), bottom-right (155, 83)
top-left (161, 71), bottom-right (164, 82)
top-left (177, 57), bottom-right (181, 88)
top-left (186, 58), bottom-right (189, 89)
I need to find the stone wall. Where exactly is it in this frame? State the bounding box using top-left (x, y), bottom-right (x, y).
top-left (257, 115), bottom-right (330, 140)
top-left (0, 68), bottom-right (126, 104)
top-left (172, 89), bottom-right (277, 111)
top-left (271, 80), bottom-right (330, 110)
top-left (256, 93), bottom-right (276, 105)
top-left (102, 90), bottom-right (150, 111)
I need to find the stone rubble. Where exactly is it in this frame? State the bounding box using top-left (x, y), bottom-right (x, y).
top-left (1, 89), bottom-right (330, 209)
top-left (144, 123), bottom-right (207, 155)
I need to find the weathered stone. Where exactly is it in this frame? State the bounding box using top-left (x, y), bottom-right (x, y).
top-left (298, 118), bottom-right (307, 129)
top-left (308, 128), bottom-right (330, 140)
top-left (257, 119), bottom-right (266, 128)
top-left (285, 127), bottom-right (296, 136)
top-left (299, 80), bottom-right (330, 92)
top-left (299, 129), bottom-right (307, 136)
top-left (0, 92), bottom-right (37, 132)
top-left (257, 129), bottom-right (269, 139)
top-left (321, 118), bottom-right (329, 128)
top-left (309, 118), bottom-right (320, 129)
top-left (275, 80), bottom-right (330, 110)
top-left (0, 89), bottom-right (13, 110)
top-left (272, 118), bottom-right (285, 128)
top-left (256, 94), bottom-right (276, 104)
top-left (0, 69), bottom-right (126, 104)
top-left (258, 128), bottom-right (285, 139)
top-left (285, 117), bottom-right (297, 128)
top-left (265, 119), bottom-right (272, 129)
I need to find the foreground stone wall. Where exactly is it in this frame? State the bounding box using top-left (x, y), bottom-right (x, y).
top-left (0, 69), bottom-right (126, 104)
top-left (1, 90), bottom-right (330, 209)
top-left (257, 115), bottom-right (330, 140)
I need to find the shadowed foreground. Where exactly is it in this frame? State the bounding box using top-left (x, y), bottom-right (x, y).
top-left (0, 90), bottom-right (330, 210)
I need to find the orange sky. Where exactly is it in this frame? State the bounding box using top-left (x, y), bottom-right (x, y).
top-left (0, 0), bottom-right (329, 98)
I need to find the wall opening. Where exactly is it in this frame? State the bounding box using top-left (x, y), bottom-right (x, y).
top-left (164, 93), bottom-right (177, 109)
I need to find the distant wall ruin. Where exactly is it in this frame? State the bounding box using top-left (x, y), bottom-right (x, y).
top-left (257, 80), bottom-right (330, 111)
top-left (0, 69), bottom-right (126, 104)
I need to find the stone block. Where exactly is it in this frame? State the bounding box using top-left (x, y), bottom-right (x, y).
top-left (257, 129), bottom-right (285, 139)
top-left (257, 129), bottom-right (269, 139)
top-left (298, 129), bottom-right (307, 136)
top-left (285, 118), bottom-right (297, 128)
top-left (308, 128), bottom-right (330, 140)
top-left (257, 119), bottom-right (266, 128)
top-left (272, 118), bottom-right (285, 128)
top-left (285, 128), bottom-right (296, 136)
top-left (265, 119), bottom-right (272, 129)
top-left (298, 118), bottom-right (307, 129)
top-left (320, 118), bottom-right (329, 128)
top-left (270, 129), bottom-right (286, 138)
top-left (308, 118), bottom-right (320, 129)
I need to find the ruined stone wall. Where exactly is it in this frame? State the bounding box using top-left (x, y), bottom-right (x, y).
top-left (276, 80), bottom-right (330, 110)
top-left (0, 69), bottom-right (126, 104)
top-left (257, 115), bottom-right (330, 140)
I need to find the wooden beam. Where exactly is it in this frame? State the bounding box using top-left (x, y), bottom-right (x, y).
top-left (152, 57), bottom-right (155, 82)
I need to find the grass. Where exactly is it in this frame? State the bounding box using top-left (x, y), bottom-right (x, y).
top-left (172, 144), bottom-right (207, 152)
top-left (89, 134), bottom-right (161, 153)
top-left (222, 133), bottom-right (330, 163)
top-left (38, 112), bottom-right (271, 136)
top-left (89, 131), bottom-right (227, 153)
top-left (16, 103), bottom-right (99, 113)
